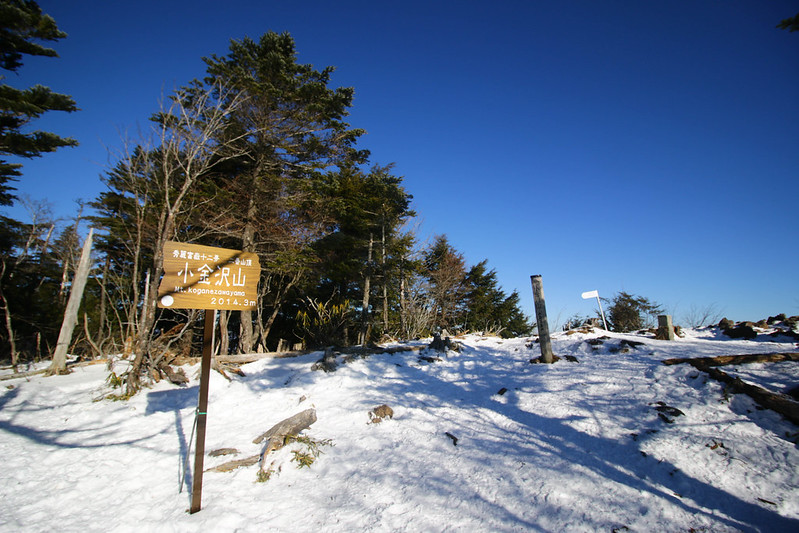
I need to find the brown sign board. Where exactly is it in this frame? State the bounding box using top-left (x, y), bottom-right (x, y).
top-left (157, 241), bottom-right (260, 311)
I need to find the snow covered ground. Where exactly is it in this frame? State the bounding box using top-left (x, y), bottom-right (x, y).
top-left (1, 327), bottom-right (798, 532)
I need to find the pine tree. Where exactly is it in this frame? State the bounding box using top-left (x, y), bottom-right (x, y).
top-left (0, 0), bottom-right (77, 206)
top-left (197, 32), bottom-right (368, 351)
top-left (464, 260), bottom-right (532, 337)
top-left (604, 291), bottom-right (663, 332)
top-left (424, 235), bottom-right (468, 331)
top-left (310, 163), bottom-right (413, 344)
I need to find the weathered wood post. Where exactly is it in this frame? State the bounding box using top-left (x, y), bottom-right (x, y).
top-left (530, 275), bottom-right (554, 363)
top-left (49, 228), bottom-right (94, 375)
top-left (190, 309), bottom-right (215, 514)
top-left (657, 315), bottom-right (675, 341)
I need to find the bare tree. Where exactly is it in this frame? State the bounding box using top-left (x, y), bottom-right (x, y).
top-left (397, 272), bottom-right (434, 340)
top-left (683, 303), bottom-right (723, 329)
top-left (98, 82), bottom-right (250, 395)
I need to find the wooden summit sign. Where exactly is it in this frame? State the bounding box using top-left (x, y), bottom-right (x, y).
top-left (156, 241), bottom-right (260, 514)
top-left (157, 241), bottom-right (260, 311)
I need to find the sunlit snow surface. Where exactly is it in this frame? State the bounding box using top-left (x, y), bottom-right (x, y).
top-left (1, 328), bottom-right (798, 532)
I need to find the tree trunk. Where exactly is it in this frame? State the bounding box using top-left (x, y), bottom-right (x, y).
top-left (97, 255), bottom-right (109, 343)
top-left (359, 233), bottom-right (373, 345)
top-left (697, 363), bottom-right (799, 426)
top-left (128, 209), bottom-right (171, 394)
top-left (0, 259), bottom-right (17, 368)
top-left (663, 352), bottom-right (799, 366)
top-left (253, 408), bottom-right (317, 464)
top-left (218, 310), bottom-right (230, 355)
top-left (238, 192), bottom-right (258, 354)
top-left (399, 272), bottom-right (407, 337)
top-left (50, 229), bottom-right (94, 375)
top-left (381, 221), bottom-right (389, 333)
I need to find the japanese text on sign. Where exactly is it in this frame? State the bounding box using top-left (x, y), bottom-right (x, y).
top-left (157, 241), bottom-right (260, 311)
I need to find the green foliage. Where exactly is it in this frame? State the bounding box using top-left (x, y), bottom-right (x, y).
top-left (463, 260), bottom-right (533, 337)
top-left (287, 435), bottom-right (333, 469)
top-left (0, 2), bottom-right (79, 365)
top-left (290, 450), bottom-right (316, 468)
top-left (0, 0), bottom-right (77, 205)
top-left (309, 164), bottom-right (415, 343)
top-left (604, 291), bottom-right (663, 333)
top-left (255, 466), bottom-right (275, 483)
top-left (296, 297), bottom-right (352, 348)
top-left (0, 208), bottom-right (70, 363)
top-left (777, 13), bottom-right (799, 32)
top-left (420, 236), bottom-right (532, 337)
top-left (106, 371), bottom-right (124, 389)
top-left (423, 235), bottom-right (468, 331)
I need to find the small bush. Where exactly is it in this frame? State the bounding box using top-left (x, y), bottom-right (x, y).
top-left (296, 297), bottom-right (351, 348)
top-left (605, 292), bottom-right (663, 333)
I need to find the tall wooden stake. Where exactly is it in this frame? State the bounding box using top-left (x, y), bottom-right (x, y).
top-left (530, 275), bottom-right (555, 363)
top-left (190, 309), bottom-right (215, 514)
top-left (50, 228), bottom-right (94, 374)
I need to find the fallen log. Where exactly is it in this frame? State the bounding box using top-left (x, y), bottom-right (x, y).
top-left (215, 350), bottom-right (313, 364)
top-left (693, 363), bottom-right (799, 426)
top-left (253, 408), bottom-right (318, 469)
top-left (215, 344), bottom-right (425, 366)
top-left (0, 358), bottom-right (108, 382)
top-left (254, 408), bottom-right (317, 444)
top-left (206, 455), bottom-right (260, 473)
top-left (357, 344), bottom-right (426, 355)
top-left (662, 352), bottom-right (799, 367)
top-left (0, 368), bottom-right (47, 381)
top-left (160, 364), bottom-right (189, 385)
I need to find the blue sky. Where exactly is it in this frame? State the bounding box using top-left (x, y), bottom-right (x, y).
top-left (4, 1), bottom-right (798, 325)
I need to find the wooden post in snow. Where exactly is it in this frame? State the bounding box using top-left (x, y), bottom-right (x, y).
top-left (530, 275), bottom-right (555, 363)
top-left (49, 229), bottom-right (94, 375)
top-left (190, 309), bottom-right (215, 514)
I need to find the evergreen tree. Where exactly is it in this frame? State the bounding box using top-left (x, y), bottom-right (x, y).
top-left (0, 0), bottom-right (77, 205)
top-left (421, 237), bottom-right (532, 337)
top-left (777, 13), bottom-right (799, 32)
top-left (464, 260), bottom-right (532, 337)
top-left (196, 32), bottom-right (368, 351)
top-left (310, 163), bottom-right (413, 344)
top-left (604, 291), bottom-right (663, 332)
top-left (423, 235), bottom-right (468, 331)
top-left (0, 199), bottom-right (63, 364)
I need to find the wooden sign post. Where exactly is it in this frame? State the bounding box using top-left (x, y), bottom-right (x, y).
top-left (157, 241), bottom-right (260, 514)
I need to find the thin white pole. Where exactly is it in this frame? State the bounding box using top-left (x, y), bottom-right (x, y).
top-left (596, 295), bottom-right (609, 330)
